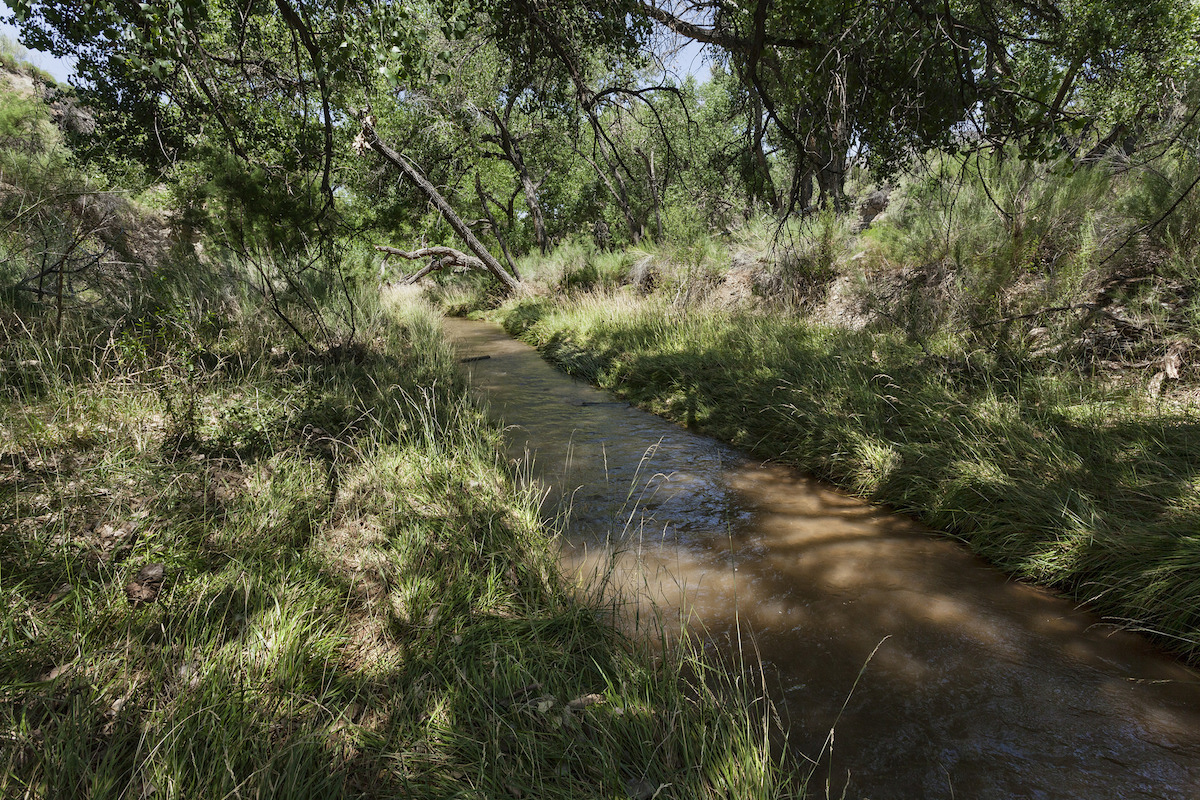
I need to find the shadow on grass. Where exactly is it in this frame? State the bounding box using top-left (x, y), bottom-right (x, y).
top-left (1, 304), bottom-right (792, 799)
top-left (520, 304), bottom-right (1200, 663)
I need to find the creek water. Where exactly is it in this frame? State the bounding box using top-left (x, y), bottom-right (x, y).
top-left (445, 317), bottom-right (1200, 800)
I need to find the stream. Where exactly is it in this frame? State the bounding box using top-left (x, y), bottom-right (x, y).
top-left (445, 317), bottom-right (1200, 800)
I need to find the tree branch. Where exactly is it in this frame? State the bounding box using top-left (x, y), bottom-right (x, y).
top-left (376, 245), bottom-right (484, 284)
top-left (358, 121), bottom-right (521, 292)
top-left (641, 2), bottom-right (818, 50)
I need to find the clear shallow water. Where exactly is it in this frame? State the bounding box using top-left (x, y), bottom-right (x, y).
top-left (445, 317), bottom-right (1200, 800)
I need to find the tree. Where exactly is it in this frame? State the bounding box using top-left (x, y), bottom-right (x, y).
top-left (644, 0), bottom-right (1200, 210)
top-left (7, 0), bottom-right (660, 291)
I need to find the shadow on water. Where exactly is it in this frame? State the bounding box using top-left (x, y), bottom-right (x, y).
top-left (444, 317), bottom-right (1200, 800)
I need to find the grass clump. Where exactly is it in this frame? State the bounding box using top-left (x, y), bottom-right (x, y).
top-left (509, 238), bottom-right (639, 297)
top-left (851, 151), bottom-right (1200, 360)
top-left (1, 281), bottom-right (796, 798)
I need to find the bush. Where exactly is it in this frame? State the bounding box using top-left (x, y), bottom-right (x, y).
top-left (771, 211), bottom-right (851, 307)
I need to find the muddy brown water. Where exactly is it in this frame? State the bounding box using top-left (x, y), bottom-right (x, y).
top-left (445, 318), bottom-right (1200, 800)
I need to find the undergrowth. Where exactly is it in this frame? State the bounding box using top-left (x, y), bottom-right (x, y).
top-left (1, 285), bottom-right (796, 798)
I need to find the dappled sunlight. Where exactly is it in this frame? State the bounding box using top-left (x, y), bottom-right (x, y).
top-left (1, 296), bottom-right (791, 799)
top-left (449, 317), bottom-right (1200, 800)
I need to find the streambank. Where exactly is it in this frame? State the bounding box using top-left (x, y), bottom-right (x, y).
top-left (445, 315), bottom-right (1200, 800)
top-left (492, 292), bottom-right (1200, 666)
top-left (0, 291), bottom-right (793, 799)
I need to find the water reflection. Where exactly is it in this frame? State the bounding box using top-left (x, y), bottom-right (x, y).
top-left (445, 318), bottom-right (1200, 800)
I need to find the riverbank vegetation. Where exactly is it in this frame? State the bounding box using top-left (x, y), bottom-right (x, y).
top-left (0, 44), bottom-right (793, 798)
top-left (463, 143), bottom-right (1200, 664)
top-left (4, 0), bottom-right (1200, 790)
top-left (1, 257), bottom-right (793, 798)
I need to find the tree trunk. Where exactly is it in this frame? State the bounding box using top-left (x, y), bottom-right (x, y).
top-left (751, 95), bottom-right (780, 212)
top-left (484, 110), bottom-right (549, 255)
top-left (576, 144), bottom-right (642, 244)
top-left (474, 173), bottom-right (520, 279)
top-left (813, 133), bottom-right (846, 211)
top-left (359, 122), bottom-right (521, 292)
top-left (635, 146), bottom-right (663, 241)
top-left (601, 140), bottom-right (643, 244)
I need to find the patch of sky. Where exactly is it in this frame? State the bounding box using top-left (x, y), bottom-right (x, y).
top-left (0, 2), bottom-right (76, 84)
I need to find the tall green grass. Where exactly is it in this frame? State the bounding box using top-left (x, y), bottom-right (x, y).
top-left (853, 150), bottom-right (1200, 350)
top-left (1, 282), bottom-right (798, 798)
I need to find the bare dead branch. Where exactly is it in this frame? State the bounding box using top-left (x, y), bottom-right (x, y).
top-left (376, 245), bottom-right (484, 270)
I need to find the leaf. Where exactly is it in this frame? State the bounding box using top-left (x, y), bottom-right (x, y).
top-left (125, 562), bottom-right (166, 606)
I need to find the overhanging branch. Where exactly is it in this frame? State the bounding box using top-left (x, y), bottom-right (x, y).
top-left (357, 121), bottom-right (522, 292)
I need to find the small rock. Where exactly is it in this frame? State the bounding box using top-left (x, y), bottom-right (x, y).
top-left (176, 662), bottom-right (201, 689)
top-left (567, 693), bottom-right (605, 711)
top-left (859, 188), bottom-right (891, 226)
top-left (42, 663), bottom-right (72, 682)
top-left (624, 777), bottom-right (663, 800)
top-left (1164, 341), bottom-right (1186, 380)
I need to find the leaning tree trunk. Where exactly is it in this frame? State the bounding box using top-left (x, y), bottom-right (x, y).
top-left (484, 110), bottom-right (549, 255)
top-left (357, 121), bottom-right (521, 292)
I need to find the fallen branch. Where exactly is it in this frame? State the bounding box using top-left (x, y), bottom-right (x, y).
top-left (970, 303), bottom-right (1094, 329)
top-left (376, 245), bottom-right (484, 285)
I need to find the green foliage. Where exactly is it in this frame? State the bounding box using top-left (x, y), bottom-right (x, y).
top-left (507, 238), bottom-right (636, 296)
top-left (0, 89), bottom-right (47, 153)
top-left (772, 211), bottom-right (850, 307)
top-left (0, 77), bottom-right (151, 329)
top-left (1, 290), bottom-right (797, 799)
top-left (838, 142), bottom-right (1200, 360)
top-left (856, 154), bottom-right (1120, 335)
top-left (5, 0), bottom-right (1199, 305)
top-left (1121, 150), bottom-right (1200, 273)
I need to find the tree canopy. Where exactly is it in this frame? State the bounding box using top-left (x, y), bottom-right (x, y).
top-left (5, 0), bottom-right (1198, 284)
